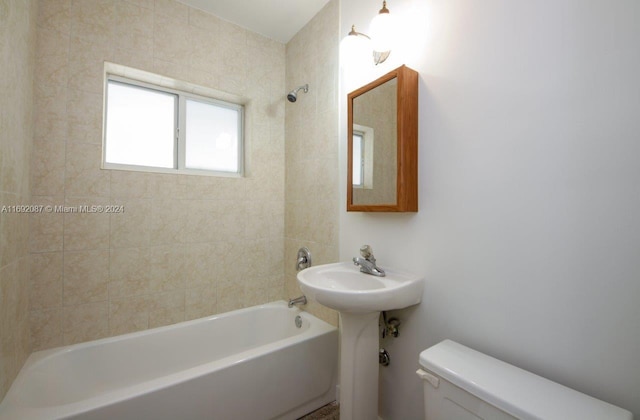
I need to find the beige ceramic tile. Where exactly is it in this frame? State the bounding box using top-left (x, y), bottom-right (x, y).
top-left (183, 243), bottom-right (217, 289)
top-left (148, 290), bottom-right (185, 328)
top-left (69, 0), bottom-right (116, 50)
top-left (67, 89), bottom-right (103, 145)
top-left (29, 196), bottom-right (64, 253)
top-left (213, 241), bottom-right (248, 283)
top-left (244, 283), bottom-right (270, 308)
top-left (109, 247), bottom-right (153, 299)
top-left (31, 138), bottom-right (65, 196)
top-left (64, 143), bottom-right (110, 198)
top-left (109, 295), bottom-right (149, 335)
top-left (282, 0), bottom-right (340, 325)
top-left (0, 134), bottom-right (20, 198)
top-left (154, 0), bottom-right (189, 19)
top-left (188, 25), bottom-right (222, 75)
top-left (181, 199), bottom-right (215, 243)
top-left (15, 314), bottom-right (31, 369)
top-left (34, 85), bottom-right (68, 141)
top-left (244, 238), bottom-right (283, 279)
top-left (29, 308), bottom-right (63, 351)
top-left (0, 193), bottom-right (18, 268)
top-left (187, 6), bottom-right (220, 32)
top-left (29, 252), bottom-right (63, 310)
top-left (109, 199), bottom-right (152, 248)
top-left (67, 36), bottom-right (111, 94)
top-left (185, 285), bottom-right (217, 320)
top-left (63, 249), bottom-right (109, 305)
top-left (150, 173), bottom-right (186, 200)
top-left (151, 58), bottom-right (188, 83)
top-left (217, 281), bottom-right (244, 314)
top-left (0, 266), bottom-right (18, 368)
top-left (308, 300), bottom-right (338, 327)
top-left (37, 0), bottom-right (72, 34)
top-left (62, 302), bottom-right (109, 345)
top-left (308, 199), bottom-right (338, 246)
top-left (153, 12), bottom-right (191, 65)
top-left (148, 246), bottom-right (185, 293)
top-left (150, 199), bottom-right (185, 245)
top-left (63, 197), bottom-right (110, 251)
top-left (122, 0), bottom-right (154, 10)
top-left (114, 1), bottom-right (153, 53)
top-left (110, 171), bottom-right (156, 199)
top-left (35, 28), bottom-right (70, 90)
top-left (111, 47), bottom-right (154, 74)
top-left (315, 157), bottom-right (339, 200)
top-left (0, 338), bottom-right (15, 400)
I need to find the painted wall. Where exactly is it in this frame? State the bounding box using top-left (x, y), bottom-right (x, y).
top-left (339, 0), bottom-right (640, 418)
top-left (285, 0), bottom-right (340, 326)
top-left (29, 0), bottom-right (286, 350)
top-left (0, 0), bottom-right (37, 400)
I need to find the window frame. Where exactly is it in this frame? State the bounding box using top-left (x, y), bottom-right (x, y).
top-left (352, 124), bottom-right (374, 189)
top-left (103, 75), bottom-right (245, 177)
top-left (352, 130), bottom-right (365, 188)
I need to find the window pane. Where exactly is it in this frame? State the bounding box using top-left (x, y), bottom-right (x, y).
top-left (353, 134), bottom-right (363, 186)
top-left (185, 99), bottom-right (241, 173)
top-left (105, 81), bottom-right (176, 168)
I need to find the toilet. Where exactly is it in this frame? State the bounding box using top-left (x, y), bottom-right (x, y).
top-left (417, 340), bottom-right (633, 420)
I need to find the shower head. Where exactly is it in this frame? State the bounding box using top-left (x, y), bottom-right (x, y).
top-left (287, 84), bottom-right (309, 102)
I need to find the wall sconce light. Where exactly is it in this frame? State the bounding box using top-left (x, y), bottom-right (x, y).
top-left (344, 1), bottom-right (394, 66)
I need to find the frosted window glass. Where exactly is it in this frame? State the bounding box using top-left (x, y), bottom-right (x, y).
top-left (105, 82), bottom-right (176, 168)
top-left (353, 133), bottom-right (363, 186)
top-left (185, 99), bottom-right (240, 172)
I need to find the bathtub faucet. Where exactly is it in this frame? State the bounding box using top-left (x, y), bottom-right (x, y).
top-left (288, 295), bottom-right (307, 308)
top-left (353, 245), bottom-right (386, 277)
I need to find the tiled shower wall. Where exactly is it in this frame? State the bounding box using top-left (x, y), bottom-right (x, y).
top-left (0, 0), bottom-right (37, 399)
top-left (284, 0), bottom-right (340, 325)
top-left (29, 0), bottom-right (286, 350)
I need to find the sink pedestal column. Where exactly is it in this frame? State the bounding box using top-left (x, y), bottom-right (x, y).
top-left (339, 311), bottom-right (380, 420)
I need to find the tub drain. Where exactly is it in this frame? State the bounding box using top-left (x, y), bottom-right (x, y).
top-left (295, 315), bottom-right (303, 328)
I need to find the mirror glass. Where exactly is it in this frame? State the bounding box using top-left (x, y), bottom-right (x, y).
top-left (347, 65), bottom-right (418, 212)
top-left (351, 77), bottom-right (397, 206)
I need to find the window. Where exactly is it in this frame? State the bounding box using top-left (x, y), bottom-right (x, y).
top-left (352, 124), bottom-right (374, 189)
top-left (104, 76), bottom-right (244, 176)
top-left (352, 131), bottom-right (364, 187)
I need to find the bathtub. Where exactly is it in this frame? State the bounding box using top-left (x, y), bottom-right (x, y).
top-left (0, 301), bottom-right (338, 420)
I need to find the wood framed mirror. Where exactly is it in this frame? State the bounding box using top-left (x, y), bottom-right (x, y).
top-left (347, 65), bottom-right (418, 212)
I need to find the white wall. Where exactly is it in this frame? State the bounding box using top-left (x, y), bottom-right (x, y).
top-left (339, 0), bottom-right (640, 418)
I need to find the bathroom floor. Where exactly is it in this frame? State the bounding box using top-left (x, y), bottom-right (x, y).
top-left (299, 402), bottom-right (339, 419)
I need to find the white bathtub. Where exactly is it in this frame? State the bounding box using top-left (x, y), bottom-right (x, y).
top-left (0, 301), bottom-right (338, 420)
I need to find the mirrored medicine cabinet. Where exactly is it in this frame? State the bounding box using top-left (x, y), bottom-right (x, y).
top-left (347, 65), bottom-right (419, 212)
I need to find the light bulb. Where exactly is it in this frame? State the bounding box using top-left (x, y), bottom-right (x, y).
top-left (340, 26), bottom-right (372, 68)
top-left (369, 1), bottom-right (394, 55)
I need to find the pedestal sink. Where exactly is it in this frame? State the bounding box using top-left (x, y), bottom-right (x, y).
top-left (297, 262), bottom-right (424, 420)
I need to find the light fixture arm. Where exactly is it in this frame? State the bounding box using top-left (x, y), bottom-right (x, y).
top-left (348, 25), bottom-right (370, 40)
top-left (345, 0), bottom-right (393, 66)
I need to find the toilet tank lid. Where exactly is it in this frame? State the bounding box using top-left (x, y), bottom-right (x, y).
top-left (418, 340), bottom-right (632, 420)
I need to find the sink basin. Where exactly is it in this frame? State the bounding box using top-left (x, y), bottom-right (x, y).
top-left (297, 261), bottom-right (424, 419)
top-left (297, 262), bottom-right (424, 313)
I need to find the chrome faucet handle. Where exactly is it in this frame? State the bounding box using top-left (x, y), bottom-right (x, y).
top-left (360, 245), bottom-right (375, 262)
top-left (296, 247), bottom-right (312, 272)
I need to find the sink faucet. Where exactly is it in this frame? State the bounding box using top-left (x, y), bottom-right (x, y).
top-left (353, 245), bottom-right (386, 277)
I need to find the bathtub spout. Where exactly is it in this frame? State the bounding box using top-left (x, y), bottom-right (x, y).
top-left (288, 295), bottom-right (307, 308)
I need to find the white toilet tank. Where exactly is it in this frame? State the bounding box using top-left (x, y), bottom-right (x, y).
top-left (417, 340), bottom-right (633, 420)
